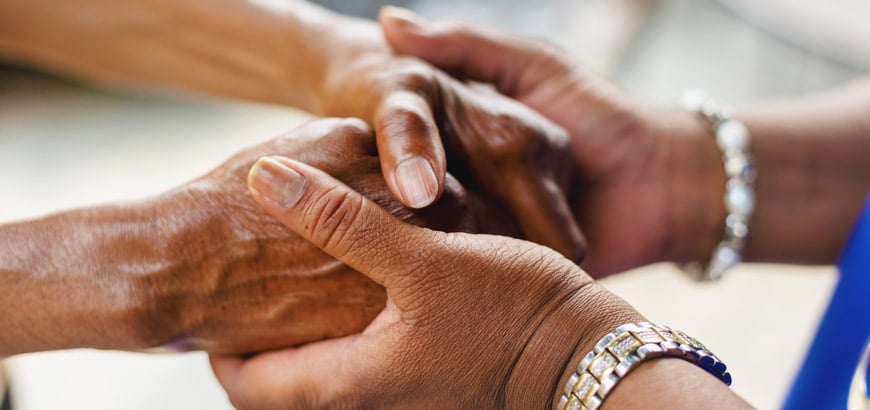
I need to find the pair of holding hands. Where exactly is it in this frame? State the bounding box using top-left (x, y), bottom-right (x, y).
top-left (211, 131), bottom-right (643, 409)
top-left (325, 7), bottom-right (721, 276)
top-left (167, 8), bottom-right (722, 408)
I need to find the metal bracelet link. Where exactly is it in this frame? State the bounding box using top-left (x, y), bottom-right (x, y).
top-left (555, 322), bottom-right (731, 410)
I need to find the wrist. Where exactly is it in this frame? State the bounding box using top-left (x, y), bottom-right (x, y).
top-left (312, 17), bottom-right (394, 118)
top-left (650, 106), bottom-right (725, 265)
top-left (267, 4), bottom-right (380, 112)
top-left (505, 283), bottom-right (643, 409)
top-left (127, 185), bottom-right (234, 350)
top-left (733, 101), bottom-right (870, 263)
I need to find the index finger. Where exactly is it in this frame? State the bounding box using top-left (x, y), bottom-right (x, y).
top-left (375, 90), bottom-right (447, 209)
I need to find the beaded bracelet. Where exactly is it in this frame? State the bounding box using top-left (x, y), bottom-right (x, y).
top-left (680, 89), bottom-right (756, 282)
top-left (555, 322), bottom-right (731, 410)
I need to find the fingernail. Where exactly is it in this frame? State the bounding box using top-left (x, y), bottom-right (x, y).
top-left (248, 157), bottom-right (306, 208)
top-left (394, 156), bottom-right (438, 208)
top-left (381, 6), bottom-right (426, 31)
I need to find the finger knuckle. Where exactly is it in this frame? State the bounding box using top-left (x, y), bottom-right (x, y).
top-left (370, 60), bottom-right (438, 99)
top-left (322, 117), bottom-right (376, 151)
top-left (302, 118), bottom-right (372, 140)
top-left (477, 113), bottom-right (571, 174)
top-left (378, 100), bottom-right (434, 138)
top-left (395, 62), bottom-right (437, 91)
top-left (332, 117), bottom-right (372, 138)
top-left (273, 118), bottom-right (356, 149)
top-left (305, 187), bottom-right (367, 257)
top-left (474, 119), bottom-right (547, 167)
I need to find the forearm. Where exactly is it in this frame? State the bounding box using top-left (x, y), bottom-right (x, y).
top-left (672, 78), bottom-right (870, 267)
top-left (507, 284), bottom-right (642, 409)
top-left (0, 191), bottom-right (203, 356)
top-left (0, 0), bottom-right (377, 111)
top-left (603, 358), bottom-right (751, 409)
top-left (737, 78), bottom-right (870, 264)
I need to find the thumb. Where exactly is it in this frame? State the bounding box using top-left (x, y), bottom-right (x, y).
top-left (379, 6), bottom-right (565, 98)
top-left (246, 153), bottom-right (427, 288)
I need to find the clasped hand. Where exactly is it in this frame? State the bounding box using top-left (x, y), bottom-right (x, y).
top-left (210, 147), bottom-right (641, 409)
top-left (135, 60), bottom-right (585, 354)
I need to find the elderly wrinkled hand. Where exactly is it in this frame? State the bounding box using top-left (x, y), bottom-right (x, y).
top-left (210, 153), bottom-right (642, 409)
top-left (146, 43), bottom-right (593, 353)
top-left (0, 118), bottom-right (523, 357)
top-left (321, 37), bottom-right (586, 262)
top-left (138, 118), bottom-right (528, 355)
top-left (379, 7), bottom-right (724, 277)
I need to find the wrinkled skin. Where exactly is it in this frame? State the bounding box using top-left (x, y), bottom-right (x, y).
top-left (380, 12), bottom-right (725, 276)
top-left (322, 50), bottom-right (586, 263)
top-left (2, 54), bottom-right (582, 356)
top-left (0, 9), bottom-right (590, 357)
top-left (129, 113), bottom-right (589, 357)
top-left (161, 48), bottom-right (589, 354)
top-left (211, 154), bottom-right (644, 409)
top-left (141, 118), bottom-right (523, 354)
top-left (0, 3), bottom-right (593, 357)
top-left (152, 55), bottom-right (591, 354)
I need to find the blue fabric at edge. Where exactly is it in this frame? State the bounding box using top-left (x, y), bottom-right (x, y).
top-left (783, 194), bottom-right (870, 409)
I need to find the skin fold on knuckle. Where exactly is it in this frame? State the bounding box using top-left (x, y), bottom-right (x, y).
top-left (516, 122), bottom-right (570, 176)
top-left (377, 97), bottom-right (436, 148)
top-left (365, 61), bottom-right (439, 117)
top-left (301, 186), bottom-right (369, 260)
top-left (444, 90), bottom-right (557, 176)
top-left (282, 118), bottom-right (368, 147)
top-left (451, 114), bottom-right (528, 169)
top-left (323, 118), bottom-right (376, 155)
top-left (391, 62), bottom-right (439, 96)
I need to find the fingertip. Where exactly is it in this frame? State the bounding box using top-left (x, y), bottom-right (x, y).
top-left (392, 156), bottom-right (442, 209)
top-left (247, 156), bottom-right (307, 210)
top-left (374, 93), bottom-right (446, 210)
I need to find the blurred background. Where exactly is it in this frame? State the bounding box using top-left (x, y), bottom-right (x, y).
top-left (1, 0), bottom-right (867, 408)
